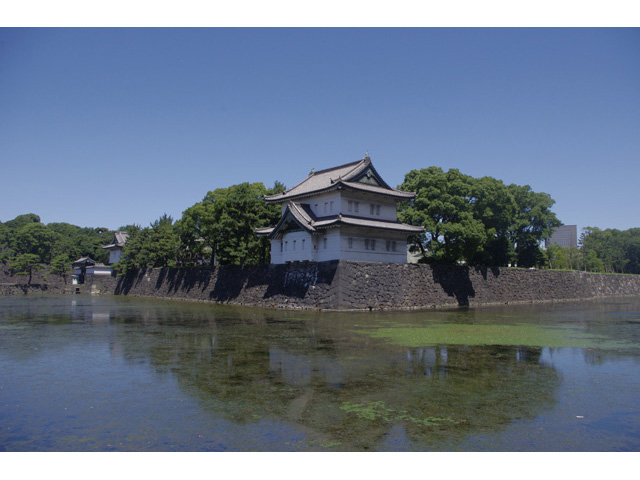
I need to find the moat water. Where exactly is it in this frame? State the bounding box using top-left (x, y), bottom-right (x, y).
top-left (1, 295), bottom-right (639, 451)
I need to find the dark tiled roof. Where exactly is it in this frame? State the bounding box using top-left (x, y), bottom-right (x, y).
top-left (72, 256), bottom-right (96, 266)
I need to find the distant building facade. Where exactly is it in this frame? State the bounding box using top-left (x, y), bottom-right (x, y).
top-left (71, 256), bottom-right (112, 284)
top-left (256, 156), bottom-right (423, 264)
top-left (546, 225), bottom-right (578, 248)
top-left (102, 231), bottom-right (129, 264)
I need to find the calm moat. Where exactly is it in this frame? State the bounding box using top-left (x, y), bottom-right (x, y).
top-left (1, 295), bottom-right (639, 451)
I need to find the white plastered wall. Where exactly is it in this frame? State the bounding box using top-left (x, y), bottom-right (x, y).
top-left (109, 249), bottom-right (122, 264)
top-left (270, 231), bottom-right (315, 264)
top-left (338, 227), bottom-right (408, 263)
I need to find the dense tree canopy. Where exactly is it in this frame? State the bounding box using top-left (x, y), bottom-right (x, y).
top-left (177, 181), bottom-right (284, 267)
top-left (398, 167), bottom-right (561, 267)
top-left (112, 181), bottom-right (285, 273)
top-left (3, 168), bottom-right (638, 276)
top-left (579, 227), bottom-right (640, 274)
top-left (0, 214), bottom-right (113, 275)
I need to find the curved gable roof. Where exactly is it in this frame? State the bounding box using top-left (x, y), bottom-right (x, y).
top-left (264, 157), bottom-right (414, 203)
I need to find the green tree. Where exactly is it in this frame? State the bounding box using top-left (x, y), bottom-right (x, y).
top-left (111, 225), bottom-right (146, 274)
top-left (398, 168), bottom-right (560, 267)
top-left (0, 222), bottom-right (10, 263)
top-left (177, 181), bottom-right (283, 267)
top-left (11, 253), bottom-right (43, 285)
top-left (47, 223), bottom-right (113, 264)
top-left (112, 216), bottom-right (179, 273)
top-left (468, 176), bottom-right (517, 266)
top-left (14, 222), bottom-right (57, 264)
top-left (51, 254), bottom-right (71, 283)
top-left (147, 214), bottom-right (178, 268)
top-left (507, 184), bottom-right (561, 268)
top-left (398, 167), bottom-right (486, 264)
top-left (1, 214), bottom-right (41, 262)
top-left (580, 227), bottom-right (640, 274)
top-left (176, 201), bottom-right (220, 267)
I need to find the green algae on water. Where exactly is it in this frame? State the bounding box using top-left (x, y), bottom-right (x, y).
top-left (357, 323), bottom-right (631, 349)
top-left (340, 401), bottom-right (457, 426)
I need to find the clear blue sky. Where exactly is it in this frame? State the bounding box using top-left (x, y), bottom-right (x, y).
top-left (1, 28), bottom-right (638, 234)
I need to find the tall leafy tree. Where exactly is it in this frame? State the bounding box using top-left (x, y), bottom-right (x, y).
top-left (1, 214), bottom-right (41, 262)
top-left (398, 167), bottom-right (486, 264)
top-left (507, 184), bottom-right (561, 268)
top-left (177, 181), bottom-right (284, 267)
top-left (112, 215), bottom-right (179, 273)
top-left (14, 222), bottom-right (57, 264)
top-left (50, 254), bottom-right (71, 282)
top-left (399, 167), bottom-right (560, 267)
top-left (147, 214), bottom-right (178, 268)
top-left (468, 176), bottom-right (518, 266)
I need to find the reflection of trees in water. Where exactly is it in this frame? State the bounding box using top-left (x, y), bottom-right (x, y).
top-left (114, 312), bottom-right (561, 451)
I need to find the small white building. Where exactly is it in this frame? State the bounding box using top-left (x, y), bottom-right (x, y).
top-left (257, 156), bottom-right (423, 264)
top-left (72, 256), bottom-right (112, 283)
top-left (102, 231), bottom-right (129, 265)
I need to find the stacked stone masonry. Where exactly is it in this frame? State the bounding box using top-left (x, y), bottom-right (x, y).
top-left (107, 261), bottom-right (640, 310)
top-left (3, 261), bottom-right (640, 310)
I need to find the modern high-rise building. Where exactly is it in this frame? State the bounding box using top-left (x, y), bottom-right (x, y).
top-left (546, 225), bottom-right (578, 248)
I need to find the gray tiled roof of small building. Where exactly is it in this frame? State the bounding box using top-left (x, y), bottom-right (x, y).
top-left (102, 231), bottom-right (129, 249)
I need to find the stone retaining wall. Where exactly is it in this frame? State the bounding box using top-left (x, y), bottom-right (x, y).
top-left (0, 265), bottom-right (68, 296)
top-left (335, 262), bottom-right (640, 309)
top-left (3, 261), bottom-right (640, 310)
top-left (112, 261), bottom-right (340, 309)
top-left (109, 261), bottom-right (640, 310)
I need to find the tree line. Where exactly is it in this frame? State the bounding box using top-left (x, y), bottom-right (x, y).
top-left (112, 181), bottom-right (285, 274)
top-left (398, 167), bottom-right (561, 268)
top-left (0, 213), bottom-right (114, 282)
top-left (546, 227), bottom-right (640, 274)
top-left (2, 166), bottom-right (638, 277)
